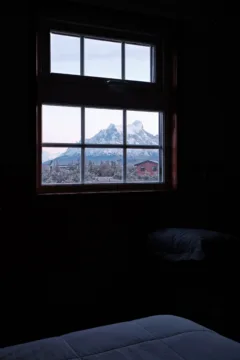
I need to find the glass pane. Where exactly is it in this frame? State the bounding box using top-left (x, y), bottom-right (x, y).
top-left (42, 147), bottom-right (81, 185)
top-left (126, 149), bottom-right (160, 183)
top-left (84, 38), bottom-right (121, 79)
top-left (50, 33), bottom-right (80, 75)
top-left (126, 110), bottom-right (159, 145)
top-left (125, 44), bottom-right (151, 82)
top-left (85, 148), bottom-right (123, 183)
top-left (42, 105), bottom-right (81, 144)
top-left (85, 108), bottom-right (123, 144)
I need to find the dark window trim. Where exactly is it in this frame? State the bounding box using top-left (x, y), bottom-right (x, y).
top-left (39, 7), bottom-right (168, 38)
top-left (38, 182), bottom-right (173, 195)
top-left (36, 17), bottom-right (176, 194)
top-left (38, 75), bottom-right (166, 110)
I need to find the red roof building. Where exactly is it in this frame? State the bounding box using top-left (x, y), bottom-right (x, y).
top-left (134, 160), bottom-right (158, 176)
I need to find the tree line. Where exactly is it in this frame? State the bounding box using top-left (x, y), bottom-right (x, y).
top-left (42, 160), bottom-right (159, 184)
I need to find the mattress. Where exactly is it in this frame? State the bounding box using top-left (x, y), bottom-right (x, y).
top-left (1, 315), bottom-right (240, 360)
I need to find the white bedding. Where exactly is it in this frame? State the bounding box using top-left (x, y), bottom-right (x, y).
top-left (1, 315), bottom-right (240, 359)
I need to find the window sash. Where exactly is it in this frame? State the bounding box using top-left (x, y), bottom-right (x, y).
top-left (37, 101), bottom-right (172, 192)
top-left (37, 20), bottom-right (164, 87)
top-left (50, 32), bottom-right (155, 82)
top-left (40, 104), bottom-right (164, 185)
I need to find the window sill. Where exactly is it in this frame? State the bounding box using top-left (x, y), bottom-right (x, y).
top-left (37, 183), bottom-right (174, 196)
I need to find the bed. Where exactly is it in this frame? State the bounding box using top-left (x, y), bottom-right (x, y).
top-left (1, 315), bottom-right (239, 360)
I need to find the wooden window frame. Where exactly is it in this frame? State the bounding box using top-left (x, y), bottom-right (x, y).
top-left (36, 17), bottom-right (176, 194)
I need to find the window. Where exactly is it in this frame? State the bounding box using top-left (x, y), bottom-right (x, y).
top-left (50, 32), bottom-right (154, 82)
top-left (41, 106), bottom-right (162, 185)
top-left (37, 19), bottom-right (176, 193)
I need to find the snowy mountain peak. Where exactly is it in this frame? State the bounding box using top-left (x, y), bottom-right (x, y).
top-left (107, 123), bottom-right (117, 130)
top-left (107, 121), bottom-right (144, 135)
top-left (88, 123), bottom-right (122, 144)
top-left (43, 120), bottom-right (160, 164)
top-left (128, 120), bottom-right (143, 134)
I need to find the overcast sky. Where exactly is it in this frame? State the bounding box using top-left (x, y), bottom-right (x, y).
top-left (44, 33), bottom-right (158, 154)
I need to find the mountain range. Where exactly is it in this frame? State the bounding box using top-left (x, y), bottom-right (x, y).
top-left (43, 120), bottom-right (161, 165)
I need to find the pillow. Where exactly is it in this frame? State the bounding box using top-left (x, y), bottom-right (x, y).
top-left (148, 228), bottom-right (239, 262)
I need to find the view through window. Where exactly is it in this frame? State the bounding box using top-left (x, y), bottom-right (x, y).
top-left (37, 27), bottom-right (171, 191)
top-left (42, 106), bottom-right (163, 184)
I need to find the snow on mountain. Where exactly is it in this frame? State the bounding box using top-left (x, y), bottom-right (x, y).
top-left (127, 120), bottom-right (158, 145)
top-left (127, 120), bottom-right (143, 134)
top-left (86, 123), bottom-right (123, 145)
top-left (44, 121), bottom-right (160, 164)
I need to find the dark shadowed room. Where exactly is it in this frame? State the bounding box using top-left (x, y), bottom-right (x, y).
top-left (1, 1), bottom-right (240, 359)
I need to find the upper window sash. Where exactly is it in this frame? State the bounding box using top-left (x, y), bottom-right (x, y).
top-left (37, 20), bottom-right (164, 87)
top-left (37, 21), bottom-right (171, 112)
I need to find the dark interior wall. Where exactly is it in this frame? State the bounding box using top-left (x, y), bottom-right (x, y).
top-left (2, 9), bottom-right (219, 270)
top-left (1, 10), bottom-right (178, 345)
top-left (221, 15), bottom-right (240, 232)
top-left (177, 19), bottom-right (212, 226)
top-left (177, 14), bottom-right (239, 235)
top-left (4, 9), bottom-right (236, 264)
top-left (1, 9), bottom-right (238, 345)
top-left (2, 7), bottom-right (183, 272)
top-left (1, 9), bottom-right (179, 271)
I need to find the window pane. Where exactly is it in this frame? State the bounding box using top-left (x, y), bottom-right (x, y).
top-left (85, 148), bottom-right (123, 183)
top-left (126, 149), bottom-right (159, 183)
top-left (125, 44), bottom-right (151, 82)
top-left (84, 38), bottom-right (121, 79)
top-left (42, 105), bottom-right (81, 143)
top-left (85, 108), bottom-right (123, 144)
top-left (126, 110), bottom-right (159, 145)
top-left (42, 147), bottom-right (81, 184)
top-left (50, 33), bottom-right (80, 75)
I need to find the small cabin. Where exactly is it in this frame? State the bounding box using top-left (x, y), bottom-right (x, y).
top-left (134, 160), bottom-right (158, 176)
